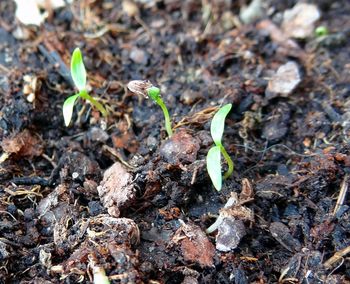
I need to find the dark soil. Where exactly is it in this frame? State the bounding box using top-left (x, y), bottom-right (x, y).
top-left (1, 0), bottom-right (350, 283)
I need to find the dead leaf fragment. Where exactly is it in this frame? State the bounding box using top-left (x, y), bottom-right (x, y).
top-left (178, 223), bottom-right (215, 268)
top-left (240, 178), bottom-right (254, 202)
top-left (1, 129), bottom-right (43, 159)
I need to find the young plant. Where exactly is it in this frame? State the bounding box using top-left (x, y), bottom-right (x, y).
top-left (315, 26), bottom-right (329, 37)
top-left (206, 103), bottom-right (234, 191)
top-left (63, 48), bottom-right (108, 126)
top-left (127, 80), bottom-right (173, 137)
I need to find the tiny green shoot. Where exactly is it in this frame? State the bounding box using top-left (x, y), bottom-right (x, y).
top-left (146, 86), bottom-right (173, 137)
top-left (63, 48), bottom-right (108, 126)
top-left (206, 103), bottom-right (233, 191)
top-left (127, 80), bottom-right (173, 137)
top-left (315, 26), bottom-right (329, 37)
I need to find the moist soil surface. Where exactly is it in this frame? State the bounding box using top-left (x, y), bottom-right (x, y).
top-left (0, 0), bottom-right (350, 283)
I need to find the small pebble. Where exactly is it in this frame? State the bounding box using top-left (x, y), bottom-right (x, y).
top-left (72, 172), bottom-right (79, 179)
top-left (130, 47), bottom-right (148, 65)
top-left (180, 90), bottom-right (203, 105)
top-left (270, 222), bottom-right (301, 252)
top-left (240, 0), bottom-right (264, 24)
top-left (88, 127), bottom-right (109, 142)
top-left (282, 3), bottom-right (321, 39)
top-left (265, 61), bottom-right (301, 99)
top-left (88, 201), bottom-right (103, 216)
top-left (7, 204), bottom-right (17, 216)
top-left (160, 130), bottom-right (200, 165)
top-left (216, 217), bottom-right (246, 252)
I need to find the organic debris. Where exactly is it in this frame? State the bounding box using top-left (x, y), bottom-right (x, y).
top-left (97, 162), bottom-right (135, 217)
top-left (1, 129), bottom-right (43, 159)
top-left (174, 221), bottom-right (215, 268)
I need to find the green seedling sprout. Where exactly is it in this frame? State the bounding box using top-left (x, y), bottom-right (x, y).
top-left (315, 26), bottom-right (329, 37)
top-left (127, 80), bottom-right (173, 137)
top-left (206, 103), bottom-right (234, 191)
top-left (63, 48), bottom-right (108, 126)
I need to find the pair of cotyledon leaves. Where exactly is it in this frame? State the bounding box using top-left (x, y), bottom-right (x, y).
top-left (62, 48), bottom-right (87, 126)
top-left (206, 103), bottom-right (232, 191)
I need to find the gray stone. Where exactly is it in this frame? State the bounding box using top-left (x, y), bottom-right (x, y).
top-left (266, 61), bottom-right (301, 99)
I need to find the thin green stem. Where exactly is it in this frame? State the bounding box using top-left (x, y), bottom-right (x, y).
top-left (79, 90), bottom-right (108, 117)
top-left (219, 144), bottom-right (234, 179)
top-left (155, 98), bottom-right (173, 137)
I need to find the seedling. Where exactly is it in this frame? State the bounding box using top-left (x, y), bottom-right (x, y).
top-left (315, 26), bottom-right (329, 37)
top-left (127, 80), bottom-right (173, 137)
top-left (63, 48), bottom-right (108, 126)
top-left (206, 104), bottom-right (234, 191)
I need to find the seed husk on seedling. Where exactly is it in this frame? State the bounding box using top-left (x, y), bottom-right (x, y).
top-left (127, 80), bottom-right (173, 137)
top-left (63, 48), bottom-right (108, 127)
top-left (206, 103), bottom-right (234, 191)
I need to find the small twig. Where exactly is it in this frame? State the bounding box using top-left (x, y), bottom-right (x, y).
top-left (11, 176), bottom-right (51, 187)
top-left (41, 153), bottom-right (58, 168)
top-left (134, 15), bottom-right (155, 43)
top-left (5, 186), bottom-right (43, 198)
top-left (0, 210), bottom-right (17, 222)
top-left (84, 23), bottom-right (128, 39)
top-left (0, 63), bottom-right (9, 73)
top-left (0, 237), bottom-right (20, 247)
top-left (102, 145), bottom-right (135, 169)
top-left (323, 245), bottom-right (350, 270)
top-left (174, 106), bottom-right (218, 129)
top-left (235, 143), bottom-right (319, 157)
top-left (328, 258), bottom-right (344, 279)
top-left (333, 174), bottom-right (348, 217)
top-left (190, 166), bottom-right (199, 185)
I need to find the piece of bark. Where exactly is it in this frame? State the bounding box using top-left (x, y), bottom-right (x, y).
top-left (97, 162), bottom-right (135, 217)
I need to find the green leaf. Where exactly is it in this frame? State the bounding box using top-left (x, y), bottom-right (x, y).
top-left (206, 145), bottom-right (222, 191)
top-left (71, 48), bottom-right (87, 91)
top-left (63, 94), bottom-right (80, 126)
top-left (211, 103), bottom-right (232, 145)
